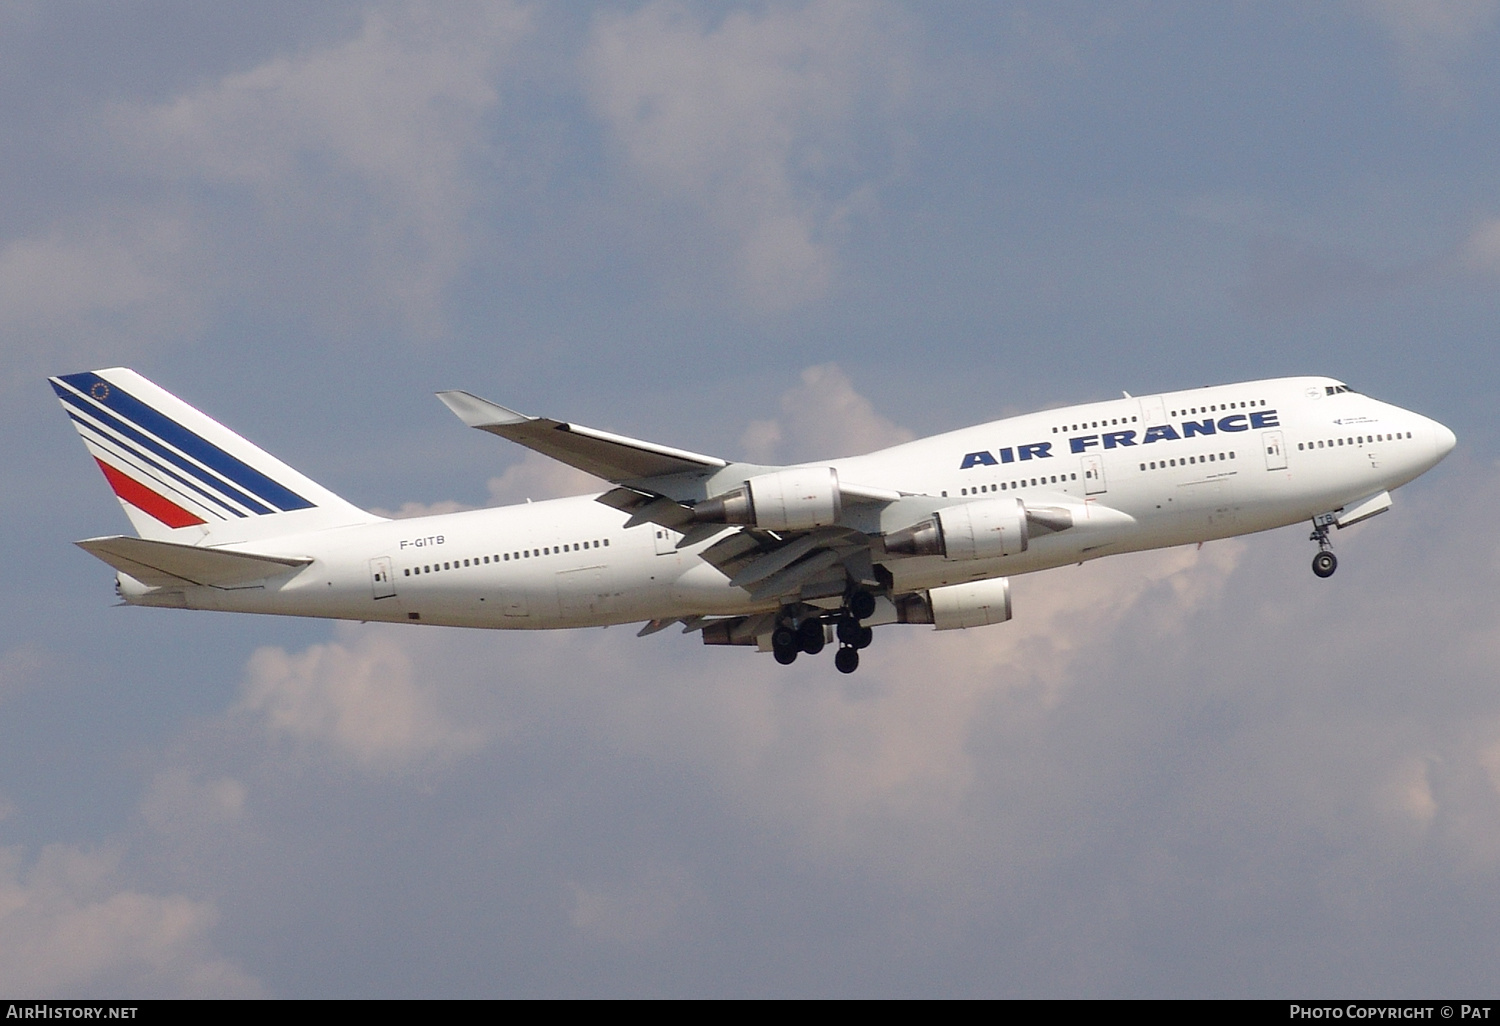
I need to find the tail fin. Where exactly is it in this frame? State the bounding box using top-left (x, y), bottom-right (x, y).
top-left (50, 368), bottom-right (382, 543)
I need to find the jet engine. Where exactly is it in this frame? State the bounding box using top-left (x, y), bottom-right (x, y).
top-left (692, 467), bottom-right (842, 532)
top-left (884, 497), bottom-right (1029, 560)
top-left (895, 578), bottom-right (1013, 630)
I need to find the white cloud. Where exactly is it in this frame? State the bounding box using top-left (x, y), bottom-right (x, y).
top-left (486, 451), bottom-right (609, 505)
top-left (0, 844), bottom-right (259, 997)
top-left (0, 644), bottom-right (53, 707)
top-left (236, 629), bottom-right (487, 771)
top-left (0, 218), bottom-right (200, 389)
top-left (1462, 217), bottom-right (1500, 275)
top-left (371, 498), bottom-right (473, 519)
top-left (111, 2), bottom-right (531, 335)
top-left (567, 862), bottom-right (703, 945)
top-left (0, 221), bottom-right (192, 335)
top-left (584, 1), bottom-right (913, 311)
top-left (141, 770), bottom-right (247, 836)
top-left (740, 362), bottom-right (914, 462)
top-left (1355, 0), bottom-right (1500, 103)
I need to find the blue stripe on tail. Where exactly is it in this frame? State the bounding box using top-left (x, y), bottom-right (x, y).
top-left (54, 373), bottom-right (314, 513)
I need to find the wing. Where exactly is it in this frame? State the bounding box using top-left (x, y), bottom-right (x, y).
top-left (634, 523), bottom-right (879, 641)
top-left (436, 389), bottom-right (904, 643)
top-left (435, 390), bottom-right (727, 483)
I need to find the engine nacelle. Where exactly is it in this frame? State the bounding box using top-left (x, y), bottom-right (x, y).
top-left (895, 578), bottom-right (1013, 630)
top-left (692, 467), bottom-right (842, 531)
top-left (884, 497), bottom-right (1028, 560)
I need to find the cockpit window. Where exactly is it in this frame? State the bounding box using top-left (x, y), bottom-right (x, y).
top-left (1324, 384), bottom-right (1358, 395)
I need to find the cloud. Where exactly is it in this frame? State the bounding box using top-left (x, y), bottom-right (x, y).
top-left (0, 218), bottom-right (200, 390)
top-left (1355, 0), bottom-right (1500, 104)
top-left (1462, 217), bottom-right (1500, 276)
top-left (140, 770), bottom-right (248, 837)
top-left (236, 629), bottom-right (487, 771)
top-left (1233, 235), bottom-right (1426, 315)
top-left (568, 862), bottom-right (703, 945)
top-left (67, 459), bottom-right (1500, 994)
top-left (0, 843), bottom-right (260, 997)
top-left (740, 363), bottom-right (914, 462)
top-left (109, 2), bottom-right (531, 335)
top-left (0, 644), bottom-right (53, 708)
top-left (371, 498), bottom-right (473, 519)
top-left (486, 452), bottom-right (609, 506)
top-left (584, 1), bottom-right (913, 311)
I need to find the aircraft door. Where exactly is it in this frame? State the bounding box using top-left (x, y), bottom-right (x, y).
top-left (369, 557), bottom-right (396, 600)
top-left (1081, 455), bottom-right (1107, 495)
top-left (557, 566), bottom-right (605, 622)
top-left (1262, 431), bottom-right (1287, 471)
top-left (1139, 395), bottom-right (1167, 425)
top-left (653, 526), bottom-right (680, 555)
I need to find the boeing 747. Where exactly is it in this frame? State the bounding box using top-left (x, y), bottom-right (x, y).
top-left (51, 370), bottom-right (1455, 673)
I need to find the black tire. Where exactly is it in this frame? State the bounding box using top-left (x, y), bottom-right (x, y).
top-left (798, 620), bottom-right (826, 655)
top-left (836, 618), bottom-right (861, 646)
top-left (774, 645), bottom-right (799, 665)
top-left (853, 625), bottom-right (874, 650)
top-left (1311, 551), bottom-right (1337, 578)
top-left (834, 647), bottom-right (860, 674)
top-left (848, 590), bottom-right (877, 621)
top-left (772, 626), bottom-right (798, 651)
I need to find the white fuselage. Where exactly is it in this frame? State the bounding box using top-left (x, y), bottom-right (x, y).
top-left (123, 376), bottom-right (1454, 630)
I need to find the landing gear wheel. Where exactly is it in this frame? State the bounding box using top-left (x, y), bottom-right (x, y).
top-left (848, 590), bottom-right (877, 621)
top-left (852, 625), bottom-right (873, 650)
top-left (798, 619), bottom-right (826, 655)
top-left (1311, 551), bottom-right (1338, 578)
top-left (772, 626), bottom-right (797, 652)
top-left (774, 645), bottom-right (799, 665)
top-left (834, 647), bottom-right (860, 674)
top-left (836, 618), bottom-right (862, 646)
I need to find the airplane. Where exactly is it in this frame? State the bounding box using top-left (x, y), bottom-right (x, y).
top-left (50, 368), bottom-right (1456, 674)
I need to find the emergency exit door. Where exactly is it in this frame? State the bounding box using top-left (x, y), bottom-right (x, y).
top-left (1262, 431), bottom-right (1287, 471)
top-left (369, 557), bottom-right (396, 599)
top-left (1081, 454), bottom-right (1107, 495)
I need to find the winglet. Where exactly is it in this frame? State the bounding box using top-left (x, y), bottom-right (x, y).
top-left (435, 390), bottom-right (531, 429)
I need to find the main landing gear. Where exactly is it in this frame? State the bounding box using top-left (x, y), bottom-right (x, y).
top-left (770, 588), bottom-right (877, 673)
top-left (1309, 514), bottom-right (1338, 579)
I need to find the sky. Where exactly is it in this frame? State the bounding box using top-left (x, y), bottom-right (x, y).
top-left (2, 0), bottom-right (1499, 997)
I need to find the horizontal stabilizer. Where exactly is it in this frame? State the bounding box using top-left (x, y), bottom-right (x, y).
top-left (435, 390), bottom-right (726, 483)
top-left (77, 535), bottom-right (311, 588)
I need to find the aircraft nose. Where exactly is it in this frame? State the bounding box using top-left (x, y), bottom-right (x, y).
top-left (1431, 419), bottom-right (1457, 461)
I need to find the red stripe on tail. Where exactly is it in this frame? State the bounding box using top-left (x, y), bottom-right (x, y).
top-left (94, 458), bottom-right (206, 528)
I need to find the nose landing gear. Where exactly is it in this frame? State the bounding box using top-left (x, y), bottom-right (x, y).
top-left (1309, 513), bottom-right (1338, 578)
